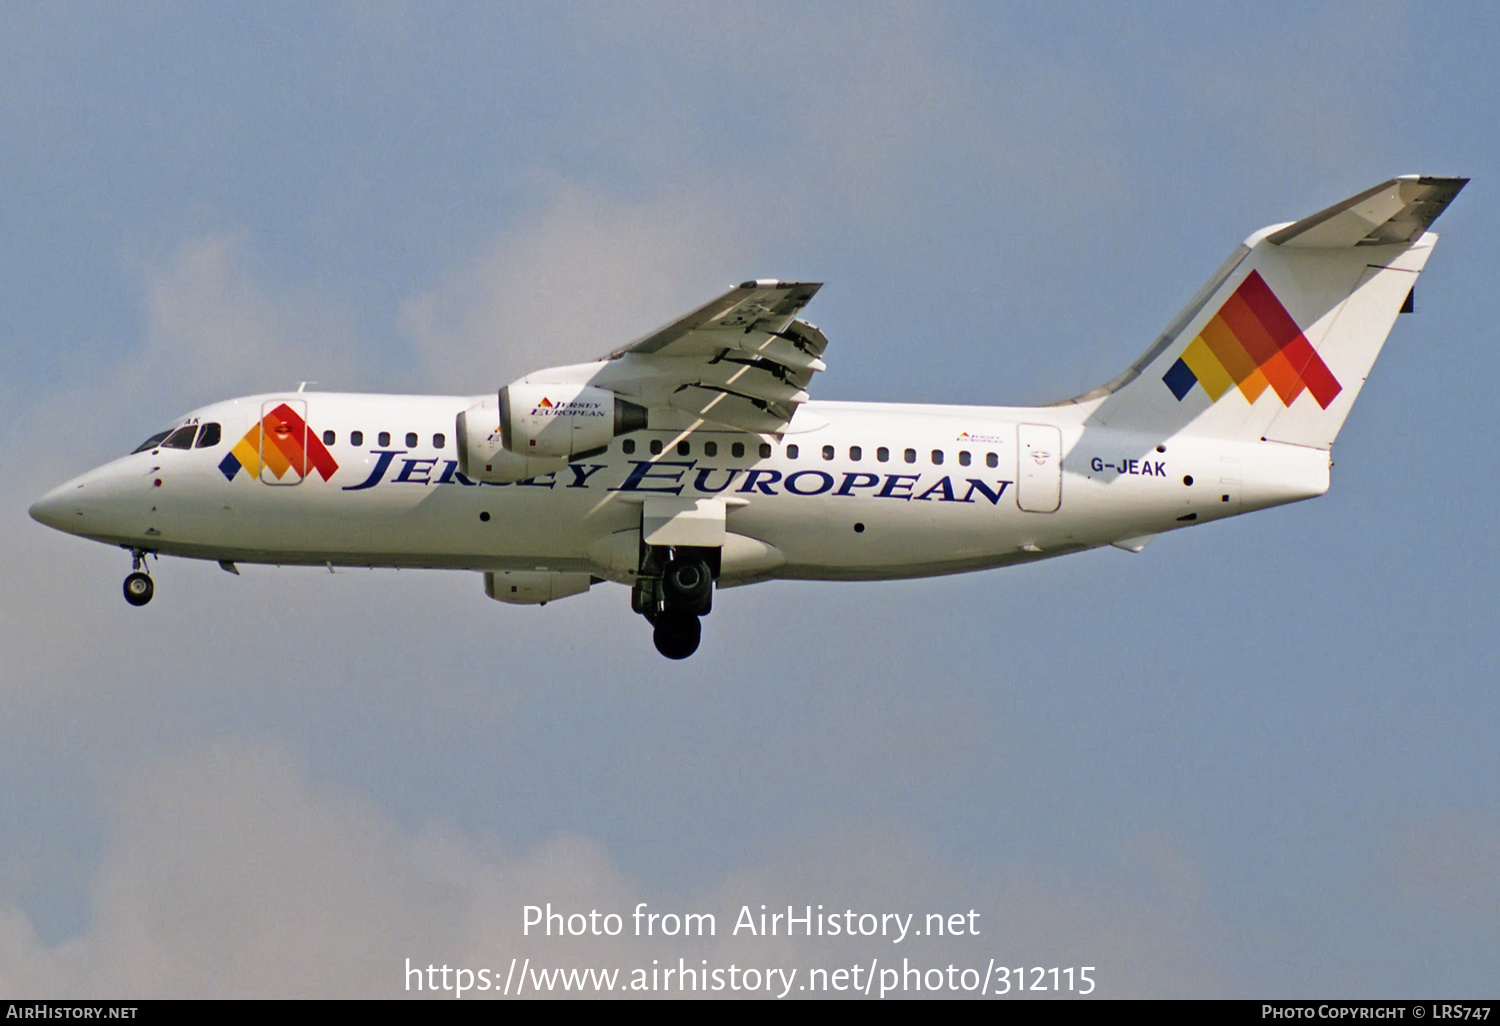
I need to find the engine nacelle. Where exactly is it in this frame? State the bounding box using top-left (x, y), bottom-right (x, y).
top-left (484, 571), bottom-right (592, 605)
top-left (455, 396), bottom-right (570, 483)
top-left (499, 383), bottom-right (647, 458)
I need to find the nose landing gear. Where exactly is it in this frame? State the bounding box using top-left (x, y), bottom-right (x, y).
top-left (123, 549), bottom-right (154, 607)
top-left (123, 573), bottom-right (154, 606)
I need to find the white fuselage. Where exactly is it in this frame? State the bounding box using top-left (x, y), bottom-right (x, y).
top-left (31, 391), bottom-right (1331, 585)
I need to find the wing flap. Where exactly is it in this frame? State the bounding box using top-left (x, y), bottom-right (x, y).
top-left (694, 360), bottom-right (810, 405)
top-left (731, 333), bottom-right (827, 373)
top-left (667, 385), bottom-right (795, 434)
top-left (588, 280), bottom-right (826, 434)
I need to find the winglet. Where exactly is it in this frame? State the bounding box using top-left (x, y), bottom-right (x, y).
top-left (1267, 175), bottom-right (1468, 248)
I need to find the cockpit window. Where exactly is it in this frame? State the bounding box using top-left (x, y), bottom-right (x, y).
top-left (162, 425), bottom-right (197, 449)
top-left (131, 430), bottom-right (172, 454)
top-left (195, 423), bottom-right (221, 448)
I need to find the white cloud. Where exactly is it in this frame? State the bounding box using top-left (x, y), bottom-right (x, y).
top-left (0, 230), bottom-right (368, 712)
top-left (0, 740), bottom-right (1228, 997)
top-left (1381, 811), bottom-right (1500, 923)
top-left (8, 229), bottom-right (361, 467)
top-left (133, 232), bottom-right (363, 405)
top-left (399, 185), bottom-right (752, 390)
top-left (567, 3), bottom-right (1130, 229)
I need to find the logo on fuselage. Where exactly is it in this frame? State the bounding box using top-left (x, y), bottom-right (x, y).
top-left (530, 397), bottom-right (606, 418)
top-left (218, 403), bottom-right (339, 482)
top-left (336, 450), bottom-right (1015, 507)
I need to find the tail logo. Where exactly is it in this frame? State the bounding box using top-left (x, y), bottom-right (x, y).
top-left (218, 403), bottom-right (339, 482)
top-left (1162, 271), bottom-right (1342, 410)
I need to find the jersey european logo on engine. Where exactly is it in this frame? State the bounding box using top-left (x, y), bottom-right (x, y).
top-left (217, 403), bottom-right (339, 482)
top-left (1162, 270), bottom-right (1342, 410)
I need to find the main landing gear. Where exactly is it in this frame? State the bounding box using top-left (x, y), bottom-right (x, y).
top-left (653, 613), bottom-right (701, 661)
top-left (123, 549), bottom-right (154, 607)
top-left (634, 547), bottom-right (716, 660)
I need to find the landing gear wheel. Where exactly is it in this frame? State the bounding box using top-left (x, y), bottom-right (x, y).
top-left (663, 557), bottom-right (713, 616)
top-left (123, 572), bottom-right (154, 607)
top-left (653, 614), bottom-right (701, 660)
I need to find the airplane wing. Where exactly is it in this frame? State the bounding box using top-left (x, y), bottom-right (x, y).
top-left (594, 280), bottom-right (827, 434)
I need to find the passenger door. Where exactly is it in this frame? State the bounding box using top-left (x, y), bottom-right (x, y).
top-left (259, 400), bottom-right (308, 485)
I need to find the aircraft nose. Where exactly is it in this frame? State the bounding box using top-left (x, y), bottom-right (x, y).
top-left (30, 484), bottom-right (76, 531)
top-left (30, 481), bottom-right (89, 533)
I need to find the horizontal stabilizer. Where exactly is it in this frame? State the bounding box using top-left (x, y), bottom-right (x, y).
top-left (1268, 176), bottom-right (1467, 248)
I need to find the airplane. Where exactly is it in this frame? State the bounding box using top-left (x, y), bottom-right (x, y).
top-left (30, 175), bottom-right (1466, 659)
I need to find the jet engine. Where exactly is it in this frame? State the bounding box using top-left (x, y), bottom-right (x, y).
top-left (499, 383), bottom-right (646, 458)
top-left (456, 395), bottom-right (568, 483)
top-left (456, 385), bottom-right (647, 484)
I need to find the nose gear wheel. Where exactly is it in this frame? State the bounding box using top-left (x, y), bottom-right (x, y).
top-left (123, 571), bottom-right (154, 606)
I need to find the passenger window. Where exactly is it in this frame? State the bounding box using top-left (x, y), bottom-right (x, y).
top-left (705, 441), bottom-right (719, 457)
top-left (732, 442), bottom-right (745, 459)
top-left (406, 432), bottom-right (418, 448)
top-left (162, 425), bottom-right (197, 449)
top-left (195, 423), bottom-right (221, 448)
top-left (822, 445), bottom-right (835, 461)
top-left (677, 441), bottom-right (691, 456)
top-left (378, 431), bottom-right (390, 447)
top-left (650, 439), bottom-right (663, 455)
top-left (783, 443), bottom-right (795, 459)
top-left (959, 450), bottom-right (971, 466)
top-left (931, 450), bottom-right (944, 465)
top-left (850, 446), bottom-right (862, 461)
top-left (351, 430), bottom-right (364, 446)
top-left (877, 446), bottom-right (889, 462)
top-left (433, 433), bottom-right (446, 449)
top-left (904, 448), bottom-right (916, 464)
top-left (323, 430), bottom-right (336, 446)
top-left (131, 430), bottom-right (172, 454)
top-left (986, 452), bottom-right (998, 468)
top-left (622, 438), bottom-right (636, 454)
top-left (759, 443), bottom-right (772, 458)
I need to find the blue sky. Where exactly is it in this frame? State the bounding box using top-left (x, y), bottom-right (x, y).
top-left (2, 1), bottom-right (1496, 997)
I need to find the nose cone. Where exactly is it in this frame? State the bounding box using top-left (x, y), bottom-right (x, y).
top-left (29, 483), bottom-right (79, 532)
top-left (32, 463), bottom-right (154, 542)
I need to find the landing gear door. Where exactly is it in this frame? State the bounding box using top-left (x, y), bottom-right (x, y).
top-left (1017, 423), bottom-right (1062, 513)
top-left (259, 400), bottom-right (308, 485)
top-left (642, 496), bottom-right (728, 548)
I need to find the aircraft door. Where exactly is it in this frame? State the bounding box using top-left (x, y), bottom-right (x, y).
top-left (1017, 423), bottom-right (1062, 513)
top-left (259, 399), bottom-right (309, 485)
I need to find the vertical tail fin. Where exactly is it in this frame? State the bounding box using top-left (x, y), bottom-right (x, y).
top-left (1077, 176), bottom-right (1466, 448)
